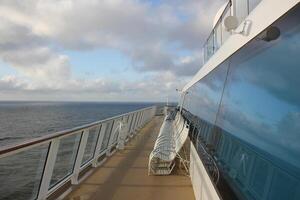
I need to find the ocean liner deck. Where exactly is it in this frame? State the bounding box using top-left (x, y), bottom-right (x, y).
top-left (65, 116), bottom-right (194, 200)
top-left (1, 1), bottom-right (300, 200)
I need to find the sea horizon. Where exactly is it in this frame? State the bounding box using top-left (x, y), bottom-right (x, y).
top-left (0, 101), bottom-right (169, 148)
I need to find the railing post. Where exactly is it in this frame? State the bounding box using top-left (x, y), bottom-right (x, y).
top-left (134, 112), bottom-right (141, 133)
top-left (130, 113), bottom-right (137, 135)
top-left (71, 129), bottom-right (89, 185)
top-left (138, 112), bottom-right (143, 128)
top-left (126, 114), bottom-right (133, 139)
top-left (140, 111), bottom-right (145, 127)
top-left (144, 111), bottom-right (148, 124)
top-left (146, 109), bottom-right (150, 122)
top-left (92, 123), bottom-right (107, 167)
top-left (117, 118), bottom-right (127, 150)
top-left (135, 112), bottom-right (141, 130)
top-left (37, 139), bottom-right (60, 200)
top-left (106, 120), bottom-right (118, 156)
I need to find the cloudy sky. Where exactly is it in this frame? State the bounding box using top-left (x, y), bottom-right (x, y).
top-left (0, 0), bottom-right (225, 102)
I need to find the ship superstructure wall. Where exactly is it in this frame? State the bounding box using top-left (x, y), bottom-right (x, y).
top-left (182, 2), bottom-right (300, 200)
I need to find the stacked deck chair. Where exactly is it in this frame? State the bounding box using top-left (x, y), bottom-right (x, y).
top-left (148, 110), bottom-right (189, 175)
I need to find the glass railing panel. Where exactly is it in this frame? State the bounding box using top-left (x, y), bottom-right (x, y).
top-left (0, 143), bottom-right (49, 200)
top-left (235, 0), bottom-right (249, 23)
top-left (214, 22), bottom-right (222, 51)
top-left (124, 115), bottom-right (129, 124)
top-left (127, 114), bottom-right (134, 134)
top-left (49, 132), bottom-right (81, 188)
top-left (222, 5), bottom-right (232, 44)
top-left (202, 0), bottom-right (263, 64)
top-left (129, 113), bottom-right (137, 133)
top-left (100, 120), bottom-right (114, 152)
top-left (249, 0), bottom-right (261, 12)
top-left (207, 33), bottom-right (215, 60)
top-left (133, 113), bottom-right (139, 129)
top-left (111, 117), bottom-right (121, 144)
top-left (203, 43), bottom-right (208, 63)
top-left (81, 126), bottom-right (100, 166)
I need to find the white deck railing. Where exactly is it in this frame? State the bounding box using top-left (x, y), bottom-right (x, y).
top-left (0, 106), bottom-right (156, 200)
top-left (203, 0), bottom-right (262, 63)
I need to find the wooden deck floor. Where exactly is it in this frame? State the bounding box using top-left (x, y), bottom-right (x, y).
top-left (65, 116), bottom-right (195, 200)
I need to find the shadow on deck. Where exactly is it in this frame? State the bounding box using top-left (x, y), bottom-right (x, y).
top-left (65, 116), bottom-right (195, 200)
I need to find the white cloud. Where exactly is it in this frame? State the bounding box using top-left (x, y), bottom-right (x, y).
top-left (0, 72), bottom-right (187, 102)
top-left (0, 0), bottom-right (225, 101)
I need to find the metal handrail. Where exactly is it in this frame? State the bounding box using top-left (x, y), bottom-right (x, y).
top-left (202, 0), bottom-right (262, 64)
top-left (0, 106), bottom-right (155, 156)
top-left (203, 1), bottom-right (232, 63)
top-left (0, 106), bottom-right (157, 200)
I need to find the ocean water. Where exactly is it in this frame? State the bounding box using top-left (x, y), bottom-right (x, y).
top-left (0, 101), bottom-right (154, 147)
top-left (0, 101), bottom-right (155, 200)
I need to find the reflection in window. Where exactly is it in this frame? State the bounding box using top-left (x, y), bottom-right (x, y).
top-left (184, 60), bottom-right (229, 125)
top-left (217, 5), bottom-right (300, 170)
top-left (215, 4), bottom-right (300, 200)
top-left (185, 4), bottom-right (300, 200)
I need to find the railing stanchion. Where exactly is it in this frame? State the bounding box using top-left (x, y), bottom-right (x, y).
top-left (37, 139), bottom-right (60, 200)
top-left (71, 129), bottom-right (89, 185)
top-left (126, 114), bottom-right (132, 139)
top-left (135, 112), bottom-right (141, 131)
top-left (130, 113), bottom-right (137, 135)
top-left (106, 119), bottom-right (120, 156)
top-left (138, 112), bottom-right (143, 128)
top-left (140, 111), bottom-right (145, 127)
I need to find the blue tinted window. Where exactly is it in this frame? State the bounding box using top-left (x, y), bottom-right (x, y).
top-left (216, 5), bottom-right (300, 172)
top-left (183, 61), bottom-right (229, 146)
top-left (184, 4), bottom-right (300, 200)
top-left (184, 61), bottom-right (229, 125)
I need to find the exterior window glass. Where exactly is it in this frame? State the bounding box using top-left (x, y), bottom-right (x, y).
top-left (184, 61), bottom-right (229, 125)
top-left (183, 61), bottom-right (229, 146)
top-left (215, 5), bottom-right (300, 199)
top-left (217, 5), bottom-right (300, 171)
top-left (184, 4), bottom-right (300, 200)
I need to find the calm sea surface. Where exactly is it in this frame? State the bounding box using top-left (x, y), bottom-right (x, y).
top-left (0, 101), bottom-right (154, 147)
